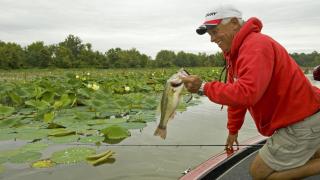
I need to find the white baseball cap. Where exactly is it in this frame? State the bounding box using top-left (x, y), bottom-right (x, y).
top-left (196, 5), bottom-right (242, 35)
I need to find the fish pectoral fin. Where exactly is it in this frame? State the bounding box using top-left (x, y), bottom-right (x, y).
top-left (168, 112), bottom-right (176, 120)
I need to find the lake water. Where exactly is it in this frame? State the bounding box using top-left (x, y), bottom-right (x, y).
top-left (1, 74), bottom-right (319, 180)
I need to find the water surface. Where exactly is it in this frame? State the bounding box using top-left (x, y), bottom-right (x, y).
top-left (2, 74), bottom-right (318, 180)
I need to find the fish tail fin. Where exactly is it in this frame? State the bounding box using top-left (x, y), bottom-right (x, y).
top-left (154, 126), bottom-right (167, 139)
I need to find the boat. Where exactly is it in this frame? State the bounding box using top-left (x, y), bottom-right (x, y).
top-left (179, 135), bottom-right (320, 180)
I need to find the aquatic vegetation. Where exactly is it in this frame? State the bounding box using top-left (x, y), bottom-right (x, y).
top-left (0, 67), bottom-right (221, 171)
top-left (51, 147), bottom-right (96, 164)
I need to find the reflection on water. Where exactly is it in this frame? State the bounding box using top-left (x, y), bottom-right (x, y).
top-left (0, 97), bottom-right (258, 180)
top-left (2, 75), bottom-right (317, 180)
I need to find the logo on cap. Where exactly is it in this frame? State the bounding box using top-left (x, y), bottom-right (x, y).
top-left (206, 12), bottom-right (217, 17)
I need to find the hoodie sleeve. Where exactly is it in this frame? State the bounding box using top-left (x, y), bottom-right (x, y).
top-left (203, 38), bottom-right (275, 107)
top-left (227, 106), bottom-right (246, 135)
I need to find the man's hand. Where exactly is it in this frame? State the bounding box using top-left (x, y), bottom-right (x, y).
top-left (180, 75), bottom-right (202, 93)
top-left (225, 133), bottom-right (239, 153)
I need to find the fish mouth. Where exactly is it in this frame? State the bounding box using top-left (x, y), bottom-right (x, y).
top-left (170, 81), bottom-right (183, 87)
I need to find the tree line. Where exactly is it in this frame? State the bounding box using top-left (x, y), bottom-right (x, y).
top-left (0, 34), bottom-right (319, 69)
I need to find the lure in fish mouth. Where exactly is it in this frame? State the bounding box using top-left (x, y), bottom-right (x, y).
top-left (154, 68), bottom-right (190, 139)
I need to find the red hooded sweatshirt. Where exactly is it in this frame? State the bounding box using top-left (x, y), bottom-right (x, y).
top-left (204, 17), bottom-right (320, 136)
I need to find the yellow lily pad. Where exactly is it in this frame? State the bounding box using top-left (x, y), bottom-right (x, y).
top-left (86, 149), bottom-right (115, 166)
top-left (48, 129), bottom-right (75, 137)
top-left (31, 159), bottom-right (55, 168)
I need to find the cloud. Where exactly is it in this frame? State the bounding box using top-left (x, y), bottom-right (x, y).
top-left (0, 0), bottom-right (319, 57)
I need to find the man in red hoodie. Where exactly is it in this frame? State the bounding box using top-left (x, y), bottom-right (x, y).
top-left (182, 5), bottom-right (320, 179)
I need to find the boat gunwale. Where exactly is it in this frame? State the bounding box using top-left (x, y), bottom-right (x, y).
top-left (179, 135), bottom-right (267, 180)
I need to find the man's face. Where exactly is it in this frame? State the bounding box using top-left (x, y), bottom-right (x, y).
top-left (207, 18), bottom-right (240, 53)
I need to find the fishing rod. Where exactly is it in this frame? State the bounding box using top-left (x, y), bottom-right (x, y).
top-left (67, 143), bottom-right (264, 148)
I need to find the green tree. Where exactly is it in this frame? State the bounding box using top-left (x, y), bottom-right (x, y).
top-left (106, 48), bottom-right (122, 68)
top-left (25, 41), bottom-right (52, 68)
top-left (58, 34), bottom-right (85, 67)
top-left (213, 52), bottom-right (225, 67)
top-left (0, 42), bottom-right (26, 69)
top-left (155, 50), bottom-right (175, 67)
top-left (52, 46), bottom-right (73, 68)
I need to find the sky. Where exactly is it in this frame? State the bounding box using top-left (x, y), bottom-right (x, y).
top-left (1, 0), bottom-right (320, 58)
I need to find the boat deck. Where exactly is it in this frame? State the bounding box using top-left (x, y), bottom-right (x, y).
top-left (181, 136), bottom-right (320, 180)
top-left (218, 151), bottom-right (320, 180)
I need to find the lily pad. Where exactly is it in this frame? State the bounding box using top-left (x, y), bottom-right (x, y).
top-left (31, 159), bottom-right (55, 168)
top-left (0, 131), bottom-right (16, 141)
top-left (15, 128), bottom-right (49, 140)
top-left (53, 117), bottom-right (90, 132)
top-left (105, 118), bottom-right (127, 124)
top-left (43, 112), bottom-right (55, 123)
top-left (48, 134), bottom-right (79, 144)
top-left (18, 108), bottom-right (35, 115)
top-left (9, 151), bottom-right (42, 163)
top-left (15, 132), bottom-right (47, 141)
top-left (79, 135), bottom-right (104, 144)
top-left (73, 111), bottom-right (96, 120)
top-left (119, 122), bottom-right (146, 130)
top-left (0, 164), bottom-right (4, 174)
top-left (88, 124), bottom-right (114, 130)
top-left (0, 116), bottom-right (22, 128)
top-left (100, 125), bottom-right (130, 140)
top-left (87, 119), bottom-right (108, 126)
top-left (86, 150), bottom-right (115, 166)
top-left (51, 147), bottom-right (96, 164)
top-left (19, 143), bottom-right (49, 152)
top-left (48, 129), bottom-right (75, 137)
top-left (0, 105), bottom-right (15, 117)
top-left (0, 149), bottom-right (19, 163)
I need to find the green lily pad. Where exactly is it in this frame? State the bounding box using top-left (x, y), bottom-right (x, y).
top-left (0, 105), bottom-right (15, 117)
top-left (100, 125), bottom-right (130, 140)
top-left (15, 128), bottom-right (49, 140)
top-left (0, 131), bottom-right (16, 141)
top-left (79, 135), bottom-right (104, 144)
top-left (51, 147), bottom-right (96, 164)
top-left (9, 151), bottom-right (42, 163)
top-left (25, 100), bottom-right (50, 111)
top-left (105, 118), bottom-right (127, 124)
top-left (119, 122), bottom-right (146, 130)
top-left (76, 129), bottom-right (98, 136)
top-left (88, 124), bottom-right (114, 130)
top-left (43, 112), bottom-right (55, 123)
top-left (87, 119), bottom-right (108, 126)
top-left (74, 111), bottom-right (96, 120)
top-left (15, 132), bottom-right (47, 140)
top-left (0, 164), bottom-right (4, 174)
top-left (48, 129), bottom-right (75, 137)
top-left (0, 149), bottom-right (20, 163)
top-left (0, 116), bottom-right (22, 128)
top-left (53, 117), bottom-right (90, 131)
top-left (19, 143), bottom-right (49, 152)
top-left (48, 134), bottom-right (79, 144)
top-left (18, 108), bottom-right (35, 115)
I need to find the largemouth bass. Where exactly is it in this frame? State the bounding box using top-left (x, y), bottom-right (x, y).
top-left (154, 69), bottom-right (189, 139)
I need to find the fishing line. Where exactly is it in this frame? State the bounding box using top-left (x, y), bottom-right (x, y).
top-left (64, 143), bottom-right (264, 148)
